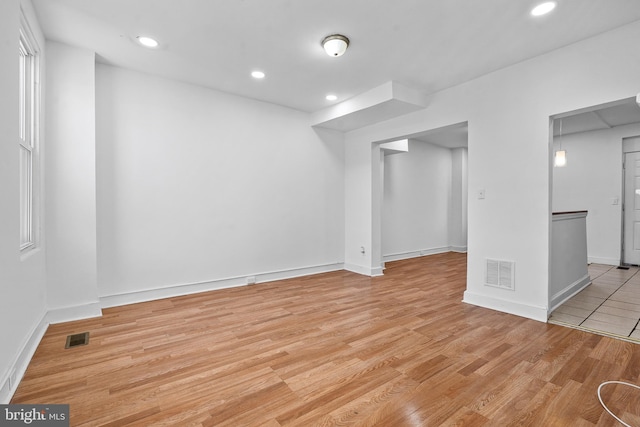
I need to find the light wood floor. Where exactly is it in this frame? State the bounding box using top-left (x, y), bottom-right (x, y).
top-left (12, 252), bottom-right (640, 426)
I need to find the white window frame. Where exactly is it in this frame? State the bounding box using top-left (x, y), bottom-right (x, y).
top-left (19, 11), bottom-right (40, 253)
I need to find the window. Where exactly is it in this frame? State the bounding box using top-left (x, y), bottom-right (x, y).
top-left (19, 13), bottom-right (39, 252)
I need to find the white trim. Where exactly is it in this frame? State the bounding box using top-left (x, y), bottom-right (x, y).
top-left (344, 263), bottom-right (384, 277)
top-left (383, 250), bottom-right (424, 262)
top-left (462, 290), bottom-right (548, 322)
top-left (623, 136), bottom-right (640, 153)
top-left (101, 263), bottom-right (345, 308)
top-left (552, 211), bottom-right (588, 222)
top-left (588, 257), bottom-right (620, 266)
top-left (46, 302), bottom-right (102, 325)
top-left (383, 246), bottom-right (464, 262)
top-left (18, 7), bottom-right (41, 254)
top-left (1, 311), bottom-right (48, 404)
top-left (2, 262), bottom-right (343, 401)
top-left (548, 274), bottom-right (591, 314)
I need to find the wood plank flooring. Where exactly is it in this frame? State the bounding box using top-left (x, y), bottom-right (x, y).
top-left (11, 252), bottom-right (640, 426)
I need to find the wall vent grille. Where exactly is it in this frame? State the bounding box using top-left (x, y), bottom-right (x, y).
top-left (485, 259), bottom-right (515, 290)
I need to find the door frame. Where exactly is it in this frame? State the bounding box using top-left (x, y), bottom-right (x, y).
top-left (621, 136), bottom-right (640, 265)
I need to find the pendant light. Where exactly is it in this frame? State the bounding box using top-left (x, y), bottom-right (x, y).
top-left (554, 119), bottom-right (567, 167)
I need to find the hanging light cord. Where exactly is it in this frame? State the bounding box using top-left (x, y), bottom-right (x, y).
top-left (597, 380), bottom-right (640, 426)
top-left (559, 119), bottom-right (563, 150)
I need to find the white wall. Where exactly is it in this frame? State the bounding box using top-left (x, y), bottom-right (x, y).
top-left (0, 0), bottom-right (48, 403)
top-left (45, 41), bottom-right (101, 321)
top-left (553, 123), bottom-right (640, 265)
top-left (95, 65), bottom-right (345, 302)
top-left (382, 140), bottom-right (453, 260)
top-left (550, 212), bottom-right (590, 311)
top-left (450, 147), bottom-right (468, 251)
top-left (344, 20), bottom-right (640, 321)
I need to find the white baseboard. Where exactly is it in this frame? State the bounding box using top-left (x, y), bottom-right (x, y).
top-left (46, 302), bottom-right (103, 325)
top-left (1, 262), bottom-right (345, 402)
top-left (101, 262), bottom-right (345, 308)
top-left (588, 257), bottom-right (620, 266)
top-left (548, 274), bottom-right (591, 314)
top-left (343, 263), bottom-right (384, 277)
top-left (462, 290), bottom-right (548, 322)
top-left (1, 311), bottom-right (48, 404)
top-left (383, 246), bottom-right (465, 262)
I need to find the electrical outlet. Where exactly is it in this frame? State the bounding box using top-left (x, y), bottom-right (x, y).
top-left (247, 276), bottom-right (256, 284)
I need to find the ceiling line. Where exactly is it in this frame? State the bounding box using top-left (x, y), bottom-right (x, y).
top-left (591, 110), bottom-right (613, 129)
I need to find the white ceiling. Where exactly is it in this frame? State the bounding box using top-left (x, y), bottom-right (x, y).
top-left (32, 0), bottom-right (640, 114)
top-left (413, 125), bottom-right (469, 149)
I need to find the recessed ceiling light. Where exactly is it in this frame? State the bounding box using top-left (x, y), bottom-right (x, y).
top-left (531, 1), bottom-right (557, 16)
top-left (251, 70), bottom-right (265, 79)
top-left (326, 94), bottom-right (338, 101)
top-left (136, 36), bottom-right (159, 48)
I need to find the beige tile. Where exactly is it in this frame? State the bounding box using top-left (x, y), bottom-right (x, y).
top-left (591, 306), bottom-right (639, 323)
top-left (548, 311), bottom-right (585, 326)
top-left (555, 265), bottom-right (640, 342)
top-left (553, 305), bottom-right (594, 319)
top-left (562, 298), bottom-right (601, 311)
top-left (581, 319), bottom-right (634, 337)
top-left (591, 278), bottom-right (622, 286)
top-left (602, 299), bottom-right (640, 313)
top-left (570, 293), bottom-right (605, 304)
top-left (592, 277), bottom-right (624, 285)
top-left (588, 264), bottom-right (612, 275)
top-left (580, 288), bottom-right (615, 299)
top-left (619, 284), bottom-right (640, 293)
top-left (591, 305), bottom-right (640, 322)
top-left (609, 292), bottom-right (640, 304)
top-left (587, 311), bottom-right (638, 328)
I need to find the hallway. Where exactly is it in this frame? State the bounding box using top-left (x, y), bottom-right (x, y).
top-left (549, 263), bottom-right (640, 342)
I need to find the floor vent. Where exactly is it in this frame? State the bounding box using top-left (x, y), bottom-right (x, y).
top-left (65, 332), bottom-right (90, 349)
top-left (485, 259), bottom-right (515, 290)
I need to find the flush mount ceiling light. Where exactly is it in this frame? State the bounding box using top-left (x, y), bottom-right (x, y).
top-left (326, 94), bottom-right (338, 101)
top-left (531, 1), bottom-right (557, 16)
top-left (251, 70), bottom-right (265, 79)
top-left (136, 35), bottom-right (159, 48)
top-left (322, 34), bottom-right (349, 57)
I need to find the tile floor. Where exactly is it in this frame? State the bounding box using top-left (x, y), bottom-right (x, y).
top-left (548, 263), bottom-right (640, 342)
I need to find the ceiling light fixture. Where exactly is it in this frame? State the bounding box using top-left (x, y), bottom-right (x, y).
top-left (136, 35), bottom-right (159, 48)
top-left (531, 1), bottom-right (557, 16)
top-left (326, 94), bottom-right (338, 101)
top-left (251, 70), bottom-right (265, 79)
top-left (322, 34), bottom-right (349, 57)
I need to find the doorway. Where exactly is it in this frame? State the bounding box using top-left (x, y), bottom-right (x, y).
top-left (551, 97), bottom-right (640, 267)
top-left (376, 122), bottom-right (468, 269)
top-left (622, 137), bottom-right (640, 265)
top-left (549, 97), bottom-right (640, 335)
